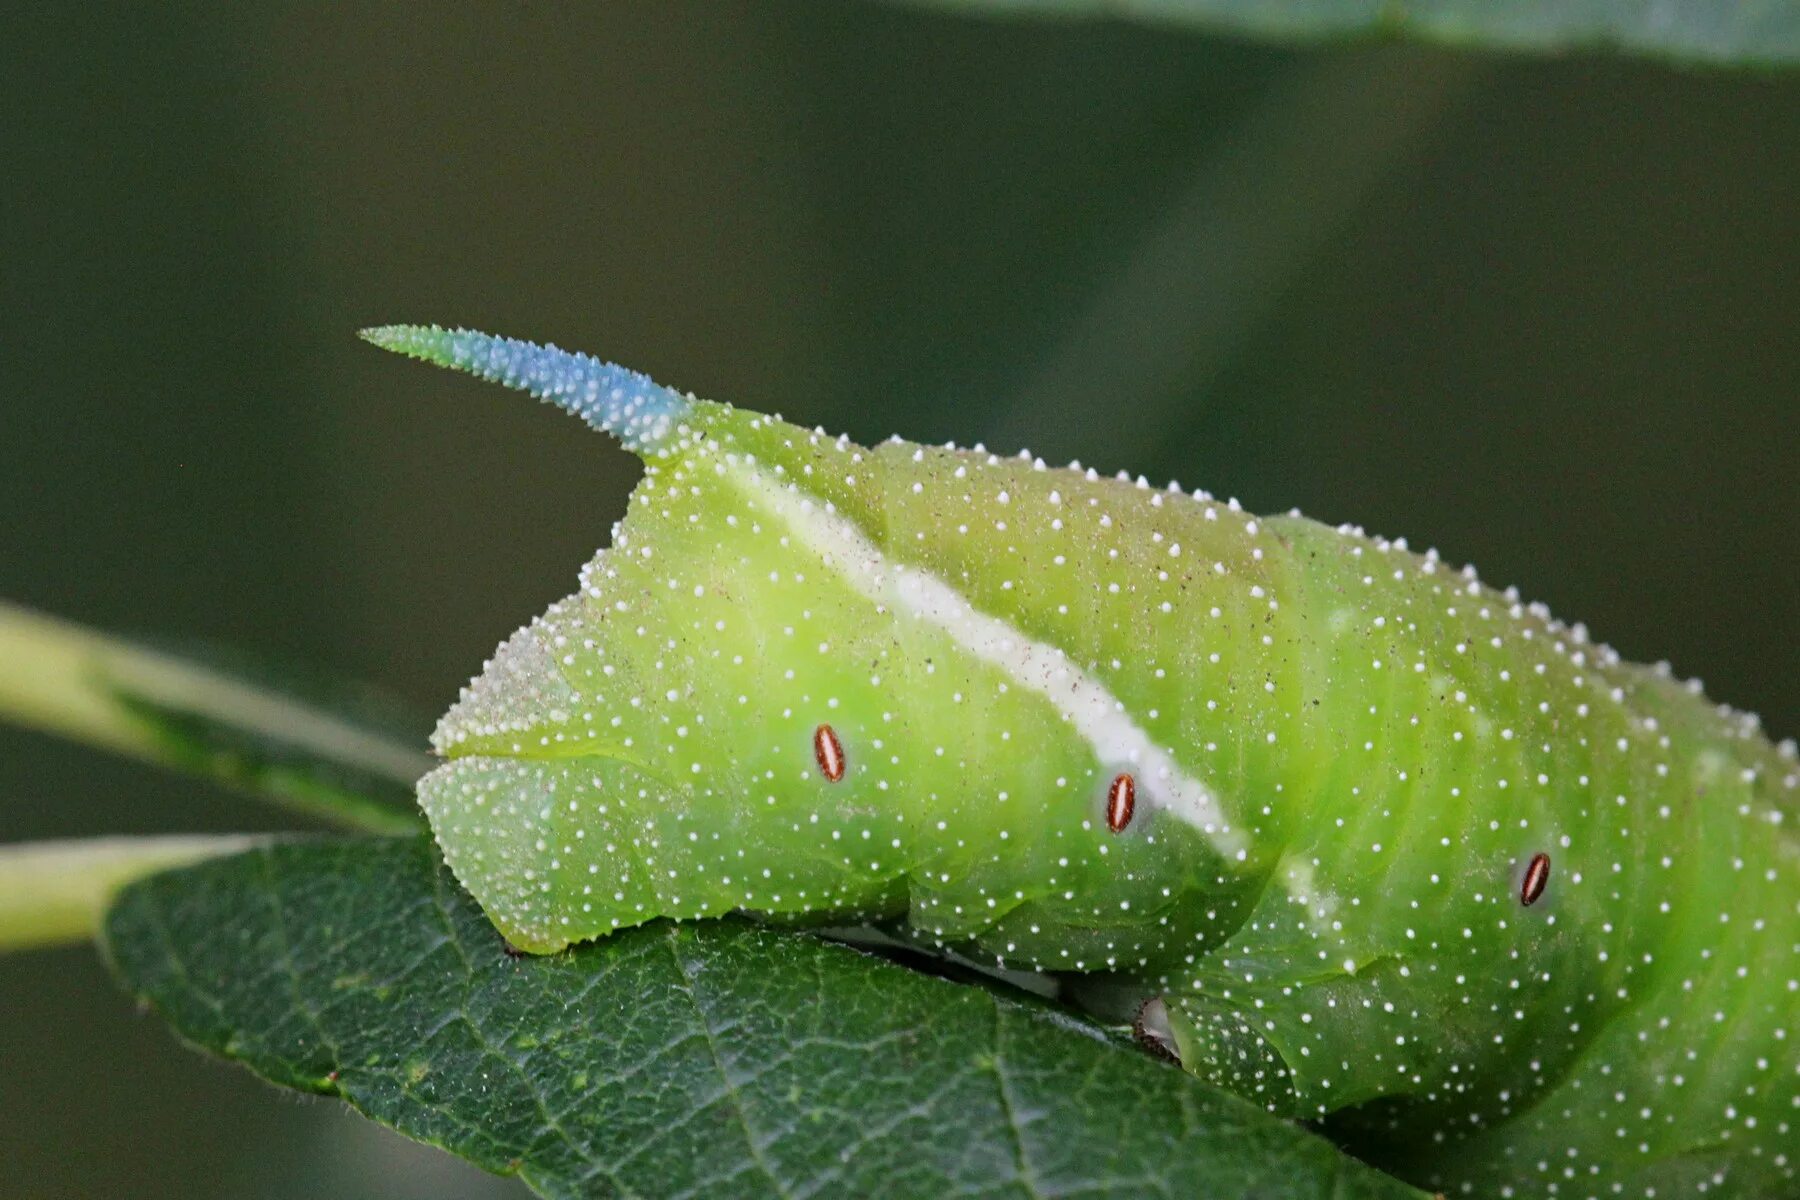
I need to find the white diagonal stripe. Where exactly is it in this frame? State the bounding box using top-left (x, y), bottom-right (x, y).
top-left (741, 469), bottom-right (1248, 862)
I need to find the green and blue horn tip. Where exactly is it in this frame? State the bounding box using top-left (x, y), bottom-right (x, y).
top-left (360, 324), bottom-right (689, 453)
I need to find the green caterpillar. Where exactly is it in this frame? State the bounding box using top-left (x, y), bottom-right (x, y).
top-left (366, 325), bottom-right (1798, 1199)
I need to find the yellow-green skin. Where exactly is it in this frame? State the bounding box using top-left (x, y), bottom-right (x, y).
top-left (370, 327), bottom-right (1798, 1199)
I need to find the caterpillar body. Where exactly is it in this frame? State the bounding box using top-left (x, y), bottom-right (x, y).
top-left (367, 326), bottom-right (1798, 1199)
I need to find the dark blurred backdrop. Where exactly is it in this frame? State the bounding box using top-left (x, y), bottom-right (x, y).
top-left (2, 4), bottom-right (1795, 1197)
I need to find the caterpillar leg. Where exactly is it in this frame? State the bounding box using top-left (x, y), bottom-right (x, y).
top-left (1162, 993), bottom-right (1305, 1117)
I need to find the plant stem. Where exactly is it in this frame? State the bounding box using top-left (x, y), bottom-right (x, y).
top-left (0, 835), bottom-right (267, 953)
top-left (0, 601), bottom-right (428, 834)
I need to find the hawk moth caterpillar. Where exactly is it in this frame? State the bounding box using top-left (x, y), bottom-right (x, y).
top-left (365, 325), bottom-right (1797, 1199)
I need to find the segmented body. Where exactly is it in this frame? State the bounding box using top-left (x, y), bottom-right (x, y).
top-left (371, 327), bottom-right (1798, 1198)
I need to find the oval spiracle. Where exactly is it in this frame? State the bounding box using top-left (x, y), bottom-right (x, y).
top-left (814, 722), bottom-right (846, 783)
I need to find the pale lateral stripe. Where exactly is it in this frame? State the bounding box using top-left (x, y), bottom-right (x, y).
top-left (739, 468), bottom-right (1249, 862)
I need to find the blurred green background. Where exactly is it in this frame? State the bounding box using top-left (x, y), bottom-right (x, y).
top-left (2, 3), bottom-right (1794, 1196)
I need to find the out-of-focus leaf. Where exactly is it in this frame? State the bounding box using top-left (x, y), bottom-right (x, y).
top-left (891, 0), bottom-right (1800, 67)
top-left (0, 601), bottom-right (428, 833)
top-left (104, 837), bottom-right (1427, 1199)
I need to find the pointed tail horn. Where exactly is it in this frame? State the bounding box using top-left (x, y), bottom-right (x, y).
top-left (360, 325), bottom-right (689, 455)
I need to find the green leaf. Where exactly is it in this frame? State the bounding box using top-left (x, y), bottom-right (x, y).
top-left (0, 601), bottom-right (428, 834)
top-left (894, 0), bottom-right (1800, 67)
top-left (103, 837), bottom-right (1426, 1200)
